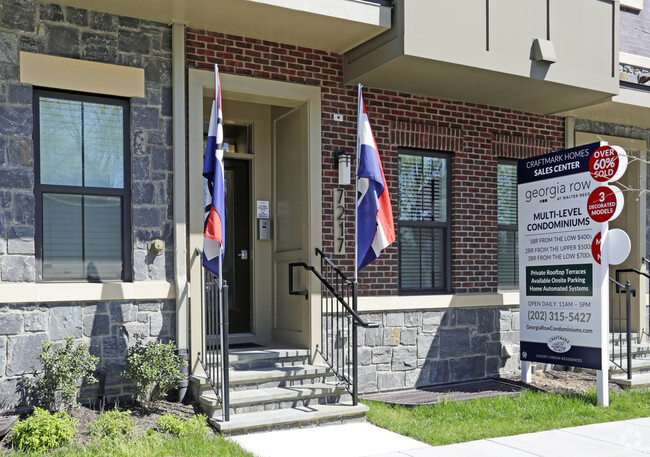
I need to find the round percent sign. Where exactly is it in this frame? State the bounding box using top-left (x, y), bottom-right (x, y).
top-left (589, 145), bottom-right (628, 183)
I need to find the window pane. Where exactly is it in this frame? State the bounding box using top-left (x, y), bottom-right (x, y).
top-left (498, 161), bottom-right (518, 287)
top-left (42, 194), bottom-right (83, 279)
top-left (399, 154), bottom-right (447, 222)
top-left (497, 162), bottom-right (517, 225)
top-left (84, 103), bottom-right (125, 188)
top-left (39, 98), bottom-right (82, 186)
top-left (399, 226), bottom-right (445, 291)
top-left (84, 196), bottom-right (123, 280)
top-left (498, 229), bottom-right (518, 288)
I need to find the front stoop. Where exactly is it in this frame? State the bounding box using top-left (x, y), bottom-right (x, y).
top-left (190, 346), bottom-right (368, 435)
top-left (609, 335), bottom-right (650, 389)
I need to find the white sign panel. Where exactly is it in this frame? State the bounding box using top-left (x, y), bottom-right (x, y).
top-left (519, 142), bottom-right (608, 370)
top-left (256, 200), bottom-right (270, 219)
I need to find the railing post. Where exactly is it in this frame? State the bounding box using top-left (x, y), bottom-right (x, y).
top-left (626, 281), bottom-right (632, 381)
top-left (352, 281), bottom-right (358, 406)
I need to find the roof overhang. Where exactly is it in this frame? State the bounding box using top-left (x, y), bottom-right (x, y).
top-left (41, 0), bottom-right (391, 54)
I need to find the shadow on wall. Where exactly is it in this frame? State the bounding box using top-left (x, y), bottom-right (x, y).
top-left (355, 307), bottom-right (520, 393)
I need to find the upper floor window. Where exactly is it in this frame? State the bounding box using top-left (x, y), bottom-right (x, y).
top-left (398, 150), bottom-right (450, 294)
top-left (34, 90), bottom-right (131, 281)
top-left (497, 160), bottom-right (518, 289)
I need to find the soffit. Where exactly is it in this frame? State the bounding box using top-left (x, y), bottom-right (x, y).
top-left (41, 0), bottom-right (391, 54)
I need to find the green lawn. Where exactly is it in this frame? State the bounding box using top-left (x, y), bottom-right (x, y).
top-left (364, 388), bottom-right (650, 446)
top-left (3, 433), bottom-right (254, 457)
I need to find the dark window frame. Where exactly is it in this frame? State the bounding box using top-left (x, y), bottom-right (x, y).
top-left (397, 148), bottom-right (451, 295)
top-left (497, 159), bottom-right (518, 289)
top-left (34, 88), bottom-right (132, 282)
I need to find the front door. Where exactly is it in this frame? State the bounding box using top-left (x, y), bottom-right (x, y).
top-left (224, 158), bottom-right (251, 334)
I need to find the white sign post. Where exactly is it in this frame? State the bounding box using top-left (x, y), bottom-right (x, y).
top-left (518, 142), bottom-right (628, 407)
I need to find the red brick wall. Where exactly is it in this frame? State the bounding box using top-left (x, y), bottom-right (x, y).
top-left (186, 29), bottom-right (565, 296)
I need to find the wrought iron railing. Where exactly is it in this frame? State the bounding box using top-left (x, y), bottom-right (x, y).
top-left (289, 248), bottom-right (378, 405)
top-left (609, 277), bottom-right (634, 380)
top-left (195, 248), bottom-right (230, 422)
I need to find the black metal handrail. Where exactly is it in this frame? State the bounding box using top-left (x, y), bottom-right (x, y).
top-left (195, 248), bottom-right (230, 422)
top-left (289, 248), bottom-right (378, 405)
top-left (609, 277), bottom-right (633, 380)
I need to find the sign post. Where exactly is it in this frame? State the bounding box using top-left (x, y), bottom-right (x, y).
top-left (518, 142), bottom-right (628, 407)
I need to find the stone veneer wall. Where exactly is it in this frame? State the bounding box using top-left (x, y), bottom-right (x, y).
top-left (0, 0), bottom-right (174, 409)
top-left (353, 307), bottom-right (520, 393)
top-left (0, 300), bottom-right (175, 409)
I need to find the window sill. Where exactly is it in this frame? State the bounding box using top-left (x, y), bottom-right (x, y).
top-left (357, 291), bottom-right (520, 312)
top-left (0, 281), bottom-right (175, 304)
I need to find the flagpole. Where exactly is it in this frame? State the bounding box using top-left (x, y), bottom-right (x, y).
top-left (355, 83), bottom-right (362, 285)
top-left (213, 63), bottom-right (228, 420)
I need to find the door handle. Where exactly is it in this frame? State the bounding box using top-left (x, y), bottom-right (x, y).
top-left (237, 250), bottom-right (248, 260)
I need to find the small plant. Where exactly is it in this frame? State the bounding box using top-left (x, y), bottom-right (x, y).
top-left (157, 413), bottom-right (210, 437)
top-left (33, 337), bottom-right (99, 411)
top-left (8, 407), bottom-right (77, 452)
top-left (89, 408), bottom-right (135, 440)
top-left (122, 334), bottom-right (185, 406)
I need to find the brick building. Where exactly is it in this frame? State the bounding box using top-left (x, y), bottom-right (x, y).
top-left (0, 0), bottom-right (647, 432)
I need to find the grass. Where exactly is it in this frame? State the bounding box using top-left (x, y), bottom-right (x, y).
top-left (364, 388), bottom-right (650, 446)
top-left (3, 432), bottom-right (254, 457)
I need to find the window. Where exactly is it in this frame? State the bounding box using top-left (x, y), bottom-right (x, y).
top-left (34, 90), bottom-right (131, 281)
top-left (497, 160), bottom-right (518, 288)
top-left (398, 150), bottom-right (450, 294)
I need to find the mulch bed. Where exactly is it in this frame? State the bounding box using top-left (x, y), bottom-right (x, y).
top-left (0, 397), bottom-right (210, 453)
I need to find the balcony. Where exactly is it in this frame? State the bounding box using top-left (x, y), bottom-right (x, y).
top-left (344, 0), bottom-right (619, 115)
top-left (43, 0), bottom-right (391, 53)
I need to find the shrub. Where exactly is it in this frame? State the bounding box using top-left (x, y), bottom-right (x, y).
top-left (122, 335), bottom-right (185, 406)
top-left (33, 337), bottom-right (98, 411)
top-left (89, 408), bottom-right (135, 440)
top-left (156, 413), bottom-right (210, 437)
top-left (8, 407), bottom-right (77, 452)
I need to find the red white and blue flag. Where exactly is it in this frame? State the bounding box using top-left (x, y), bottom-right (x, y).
top-left (203, 64), bottom-right (225, 276)
top-left (356, 86), bottom-right (395, 271)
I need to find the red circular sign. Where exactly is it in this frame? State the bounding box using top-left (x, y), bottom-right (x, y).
top-left (589, 146), bottom-right (619, 182)
top-left (592, 232), bottom-right (601, 264)
top-left (587, 187), bottom-right (618, 222)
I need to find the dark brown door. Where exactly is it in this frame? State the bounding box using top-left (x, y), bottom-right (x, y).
top-left (223, 158), bottom-right (251, 333)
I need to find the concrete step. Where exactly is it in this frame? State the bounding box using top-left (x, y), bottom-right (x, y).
top-left (199, 382), bottom-right (350, 415)
top-left (610, 372), bottom-right (650, 389)
top-left (609, 357), bottom-right (650, 374)
top-left (609, 333), bottom-right (640, 344)
top-left (608, 343), bottom-right (650, 357)
top-left (209, 402), bottom-right (369, 435)
top-left (191, 365), bottom-right (336, 400)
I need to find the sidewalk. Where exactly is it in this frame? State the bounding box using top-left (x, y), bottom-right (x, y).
top-left (230, 417), bottom-right (650, 457)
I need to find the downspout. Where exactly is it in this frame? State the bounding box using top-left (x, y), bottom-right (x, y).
top-left (172, 21), bottom-right (190, 402)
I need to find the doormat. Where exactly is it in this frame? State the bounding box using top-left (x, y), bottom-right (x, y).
top-left (360, 379), bottom-right (526, 406)
top-left (229, 343), bottom-right (264, 349)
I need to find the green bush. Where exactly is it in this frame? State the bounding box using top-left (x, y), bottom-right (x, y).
top-left (89, 408), bottom-right (135, 440)
top-left (122, 335), bottom-right (185, 406)
top-left (8, 407), bottom-right (78, 452)
top-left (156, 413), bottom-right (210, 437)
top-left (33, 337), bottom-right (98, 411)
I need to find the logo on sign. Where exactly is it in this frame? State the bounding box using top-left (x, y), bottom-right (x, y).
top-left (547, 335), bottom-right (571, 354)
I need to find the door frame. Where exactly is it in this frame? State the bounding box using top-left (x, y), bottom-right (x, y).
top-left (187, 69), bottom-right (322, 371)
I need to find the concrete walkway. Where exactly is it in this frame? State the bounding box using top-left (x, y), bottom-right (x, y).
top-left (231, 417), bottom-right (650, 457)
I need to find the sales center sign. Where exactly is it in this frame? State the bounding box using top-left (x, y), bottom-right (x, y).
top-left (518, 142), bottom-right (627, 370)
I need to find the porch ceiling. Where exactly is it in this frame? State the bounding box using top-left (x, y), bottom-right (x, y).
top-left (557, 87), bottom-right (650, 130)
top-left (344, 55), bottom-right (618, 116)
top-left (41, 0), bottom-right (391, 54)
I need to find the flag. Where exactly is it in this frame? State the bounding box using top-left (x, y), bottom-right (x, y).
top-left (203, 64), bottom-right (225, 276)
top-left (356, 86), bottom-right (395, 271)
